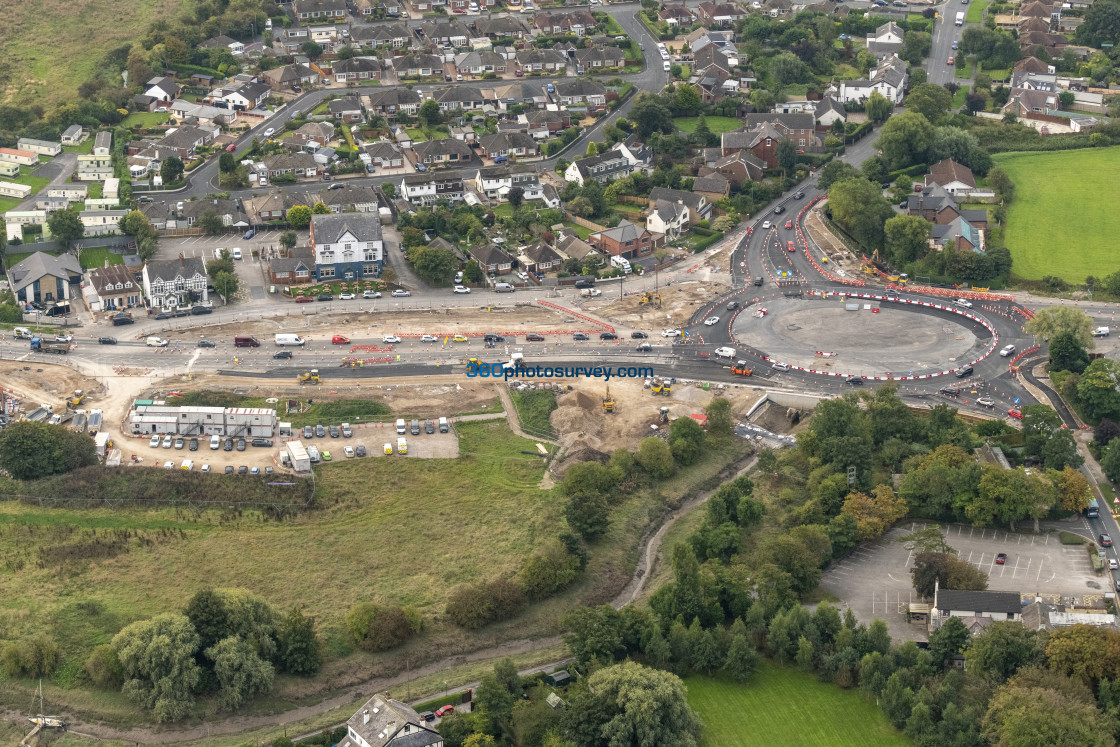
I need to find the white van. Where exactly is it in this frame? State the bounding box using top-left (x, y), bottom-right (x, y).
top-left (214, 247), bottom-right (225, 260)
top-left (439, 416), bottom-right (449, 433)
top-left (181, 459), bottom-right (194, 471)
top-left (210, 434), bottom-right (221, 450)
top-left (610, 255), bottom-right (632, 274)
top-left (146, 337), bottom-right (168, 347)
top-left (397, 437), bottom-right (408, 455)
top-left (232, 247), bottom-right (243, 260)
top-left (13, 326), bottom-right (32, 340)
top-left (275, 333), bottom-right (306, 346)
top-left (1095, 326), bottom-right (1111, 337)
top-left (395, 418), bottom-right (407, 435)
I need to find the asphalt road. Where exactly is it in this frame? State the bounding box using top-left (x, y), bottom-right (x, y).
top-left (927, 0), bottom-right (970, 86)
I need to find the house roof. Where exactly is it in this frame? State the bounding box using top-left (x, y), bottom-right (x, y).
top-left (650, 187), bottom-right (706, 212)
top-left (554, 228), bottom-right (597, 260)
top-left (652, 199), bottom-right (688, 224)
top-left (570, 149), bottom-right (629, 178)
top-left (554, 80), bottom-right (607, 98)
top-left (341, 695), bottom-right (438, 747)
top-left (474, 15), bottom-right (529, 35)
top-left (328, 97), bottom-right (362, 114)
top-left (597, 219), bottom-right (647, 243)
top-left (534, 9), bottom-right (596, 27)
top-left (523, 241), bottom-right (561, 264)
top-left (391, 54), bottom-right (444, 72)
top-left (364, 87), bottom-right (423, 107)
top-left (145, 256), bottom-right (207, 283)
top-left (414, 138), bottom-right (472, 159)
top-left (364, 141), bottom-right (405, 160)
top-left (935, 589), bottom-right (1023, 615)
top-left (160, 126), bottom-right (208, 151)
top-left (200, 34), bottom-right (240, 49)
top-left (692, 172), bottom-right (729, 194)
top-left (181, 198), bottom-right (241, 220)
top-left (89, 264), bottom-right (137, 292)
top-left (875, 21), bottom-right (903, 38)
top-left (1019, 0), bottom-right (1055, 17)
top-left (575, 46), bottom-right (625, 64)
top-left (479, 132), bottom-right (537, 153)
top-left (264, 151), bottom-right (318, 172)
top-left (694, 45), bottom-right (731, 72)
top-left (62, 125), bottom-right (83, 138)
top-left (744, 111), bottom-right (816, 133)
top-left (350, 22), bottom-right (412, 42)
top-left (311, 213), bottom-right (383, 244)
top-left (333, 58), bottom-right (382, 75)
top-left (7, 251), bottom-right (82, 293)
top-left (470, 243), bottom-right (514, 266)
top-left (815, 96), bottom-right (846, 120)
top-left (516, 48), bottom-right (567, 65)
top-left (270, 256), bottom-right (313, 273)
top-left (1014, 56), bottom-right (1050, 73)
top-left (146, 76), bottom-right (180, 98)
top-left (928, 158), bottom-right (976, 188)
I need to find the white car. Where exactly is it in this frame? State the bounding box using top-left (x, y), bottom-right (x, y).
top-left (454, 285), bottom-right (471, 294)
top-left (163, 460), bottom-right (175, 469)
top-left (977, 396), bottom-right (995, 407)
top-left (662, 328), bottom-right (681, 337)
top-left (771, 362), bottom-right (791, 371)
top-left (421, 334), bottom-right (438, 342)
top-left (264, 127), bottom-right (275, 137)
top-left (955, 298), bottom-right (973, 308)
top-left (391, 289), bottom-right (411, 297)
top-left (344, 446), bottom-right (355, 458)
top-left (761, 220), bottom-right (771, 230)
top-left (363, 290), bottom-right (382, 299)
top-left (162, 434), bottom-right (173, 448)
top-left (339, 292), bottom-right (356, 300)
top-left (149, 435), bottom-right (160, 448)
top-left (1000, 344), bottom-right (1016, 357)
top-left (714, 347), bottom-right (736, 358)
top-left (201, 464), bottom-right (211, 473)
top-left (703, 316), bottom-right (720, 326)
top-left (383, 335), bottom-right (402, 344)
top-left (55, 334), bottom-right (73, 343)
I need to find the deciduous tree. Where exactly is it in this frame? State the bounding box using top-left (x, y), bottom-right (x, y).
top-left (875, 111), bottom-right (935, 170)
top-left (287, 205), bottom-right (312, 228)
top-left (0, 420), bottom-right (97, 480)
top-left (47, 207), bottom-right (84, 245)
top-left (1026, 305), bottom-right (1094, 347)
top-left (112, 614), bottom-right (201, 723)
top-left (207, 636), bottom-right (275, 710)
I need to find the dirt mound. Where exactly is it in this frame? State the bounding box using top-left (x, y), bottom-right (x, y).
top-left (551, 404), bottom-right (601, 440)
top-left (563, 390), bottom-right (599, 411)
top-left (553, 444), bottom-right (611, 478)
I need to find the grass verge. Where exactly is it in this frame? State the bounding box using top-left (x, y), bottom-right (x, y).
top-left (510, 389), bottom-right (558, 439)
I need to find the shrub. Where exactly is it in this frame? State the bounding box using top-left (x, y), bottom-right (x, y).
top-left (84, 644), bottom-right (125, 690)
top-left (1, 634), bottom-right (62, 679)
top-left (519, 541), bottom-right (582, 600)
top-left (446, 578), bottom-right (526, 629)
top-left (345, 602), bottom-right (417, 652)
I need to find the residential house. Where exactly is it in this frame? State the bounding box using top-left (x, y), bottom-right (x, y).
top-left (269, 248), bottom-right (315, 285)
top-left (931, 586), bottom-right (1022, 631)
top-left (925, 158), bottom-right (976, 196)
top-left (33, 195), bottom-right (70, 211)
top-left (518, 241), bottom-right (563, 273)
top-left (329, 97), bottom-right (364, 122)
top-left (94, 131), bottom-right (112, 156)
top-left (553, 226), bottom-right (601, 264)
top-left (6, 252), bottom-right (81, 306)
top-left (515, 48), bottom-right (567, 73)
top-left (1019, 30), bottom-right (1068, 55)
top-left (276, 28), bottom-right (311, 54)
top-left (1014, 56), bottom-right (1052, 74)
top-left (211, 81), bottom-right (271, 111)
top-left (332, 58), bottom-right (383, 83)
top-left (292, 121), bottom-right (336, 149)
top-left (310, 213), bottom-right (384, 280)
top-left (692, 66), bottom-right (738, 103)
top-left (478, 132), bottom-right (539, 160)
top-left (294, 0), bottom-right (347, 20)
top-left (650, 187), bottom-right (711, 225)
top-left (144, 76), bottom-right (181, 105)
top-left (143, 256), bottom-right (209, 310)
top-left (1002, 87), bottom-right (1060, 117)
top-left (659, 4), bottom-right (697, 27)
top-left (695, 1), bottom-right (746, 26)
top-left (931, 215), bottom-right (985, 253)
top-left (590, 219), bottom-right (654, 258)
top-left (564, 150), bottom-right (632, 185)
top-left (474, 164), bottom-right (543, 200)
top-left (179, 198), bottom-right (248, 229)
top-left (398, 173), bottom-right (466, 204)
top-left (522, 109), bottom-right (569, 136)
top-left (363, 141), bottom-right (407, 170)
top-left (1021, 601), bottom-right (1120, 632)
top-left (362, 87), bottom-right (423, 117)
top-left (692, 172), bottom-right (730, 200)
top-left (533, 10), bottom-right (597, 35)
top-left (421, 19), bottom-right (471, 47)
top-left (87, 265), bottom-right (143, 311)
top-left (1018, 16), bottom-right (1052, 34)
top-left (693, 44), bottom-right (734, 75)
top-left (907, 184), bottom-right (962, 224)
top-left (646, 199), bottom-right (689, 239)
top-left (413, 137), bottom-right (472, 165)
top-left (574, 46), bottom-right (625, 73)
top-left (353, 0), bottom-right (406, 16)
top-left (79, 210), bottom-right (129, 236)
top-left (17, 138), bottom-right (61, 157)
top-left (244, 192), bottom-right (295, 224)
top-left (138, 200), bottom-right (170, 229)
top-left (455, 51), bottom-right (509, 77)
top-left (0, 182), bottom-right (30, 200)
top-left (865, 21), bottom-right (904, 58)
top-left (308, 185), bottom-right (380, 213)
top-left (61, 125), bottom-right (86, 145)
top-left (261, 64), bottom-right (316, 91)
top-left (391, 54), bottom-right (444, 79)
top-left (199, 34), bottom-right (245, 56)
top-left (264, 152), bottom-right (321, 178)
top-left (1020, 0), bottom-right (1057, 21)
top-left (612, 136), bottom-right (653, 173)
top-left (158, 125), bottom-right (216, 159)
top-left (470, 243), bottom-right (515, 274)
top-left (474, 16), bottom-right (530, 39)
top-left (169, 100), bottom-right (237, 127)
top-left (350, 23), bottom-right (416, 49)
top-left (721, 113), bottom-right (821, 168)
top-left (541, 182), bottom-right (561, 209)
top-left (0, 161), bottom-right (18, 178)
top-left (46, 184), bottom-right (88, 202)
top-left (815, 96), bottom-right (847, 128)
top-left (835, 54), bottom-right (909, 105)
top-left (705, 150), bottom-right (765, 188)
top-left (553, 80), bottom-right (607, 107)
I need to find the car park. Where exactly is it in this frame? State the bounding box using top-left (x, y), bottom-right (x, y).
top-left (224, 438), bottom-right (234, 451)
top-left (392, 289), bottom-right (411, 297)
top-left (995, 552), bottom-right (1007, 564)
top-left (574, 332), bottom-right (589, 341)
top-left (322, 450), bottom-right (332, 462)
top-left (1000, 344), bottom-right (1016, 357)
top-left (163, 460), bottom-right (175, 469)
top-left (252, 438), bottom-right (273, 447)
top-left (201, 464), bottom-right (211, 473)
top-left (341, 424), bottom-right (352, 438)
top-left (98, 336), bottom-right (117, 344)
top-left (112, 314), bottom-right (135, 326)
top-left (250, 467), bottom-right (261, 475)
top-left (384, 443), bottom-right (394, 455)
top-left (383, 335), bottom-right (402, 344)
top-left (425, 421), bottom-right (435, 434)
top-left (704, 316), bottom-right (720, 326)
top-left (363, 290), bottom-right (382, 299)
top-left (198, 340), bottom-right (216, 348)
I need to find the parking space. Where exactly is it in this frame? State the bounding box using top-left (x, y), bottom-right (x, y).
top-left (820, 522), bottom-right (1105, 642)
top-left (295, 427), bottom-right (459, 461)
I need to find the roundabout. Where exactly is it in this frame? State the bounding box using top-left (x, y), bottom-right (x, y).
top-left (725, 291), bottom-right (1003, 382)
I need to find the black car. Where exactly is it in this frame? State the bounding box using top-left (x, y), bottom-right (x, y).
top-left (754, 277), bottom-right (764, 286)
top-left (636, 342), bottom-right (652, 351)
top-left (252, 438), bottom-right (273, 447)
top-left (631, 331), bottom-right (648, 339)
top-left (172, 310), bottom-right (189, 318)
top-left (484, 334), bottom-right (505, 343)
top-left (600, 332), bottom-right (619, 340)
top-left (189, 438), bottom-right (198, 451)
top-left (112, 315), bottom-right (135, 326)
top-left (191, 306), bottom-right (213, 315)
top-left (98, 336), bottom-right (117, 344)
top-left (355, 445), bottom-right (367, 457)
top-left (573, 332), bottom-right (590, 341)
top-left (846, 376), bottom-right (864, 385)
top-left (274, 350), bottom-right (293, 359)
top-left (329, 426), bottom-right (340, 438)
top-left (574, 279), bottom-right (595, 289)
top-left (955, 365), bottom-right (974, 378)
top-left (317, 293), bottom-right (333, 302)
top-left (236, 438), bottom-right (246, 451)
top-left (526, 333), bottom-right (545, 342)
top-left (303, 425), bottom-right (314, 439)
top-left (727, 301), bottom-right (740, 311)
top-left (198, 340), bottom-right (216, 348)
top-left (155, 313), bottom-right (171, 320)
top-left (773, 205), bottom-right (785, 214)
top-left (224, 438), bottom-right (234, 451)
top-left (939, 386), bottom-right (961, 397)
top-left (315, 424), bottom-right (326, 438)
top-left (237, 465), bottom-right (249, 476)
top-left (793, 191), bottom-right (804, 199)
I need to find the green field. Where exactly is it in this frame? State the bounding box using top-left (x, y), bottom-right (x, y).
top-left (994, 147), bottom-right (1120, 282)
top-left (687, 667), bottom-right (909, 747)
top-left (675, 116), bottom-right (743, 134)
top-left (120, 111), bottom-right (171, 129)
top-left (966, 0), bottom-right (989, 23)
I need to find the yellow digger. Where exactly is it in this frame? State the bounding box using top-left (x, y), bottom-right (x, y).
top-left (602, 386), bottom-right (615, 413)
top-left (650, 379), bottom-right (664, 395)
top-left (65, 390), bottom-right (85, 409)
top-left (298, 369), bottom-right (320, 385)
top-left (639, 292), bottom-right (662, 308)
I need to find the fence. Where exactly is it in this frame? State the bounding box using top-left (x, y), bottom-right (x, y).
top-left (564, 214), bottom-right (608, 233)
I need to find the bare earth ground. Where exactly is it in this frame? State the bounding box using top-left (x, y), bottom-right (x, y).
top-left (585, 277), bottom-right (733, 333)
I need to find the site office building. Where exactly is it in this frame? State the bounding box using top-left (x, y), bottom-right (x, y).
top-left (129, 404), bottom-right (277, 438)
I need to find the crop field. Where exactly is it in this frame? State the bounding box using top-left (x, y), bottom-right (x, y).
top-left (994, 147), bottom-right (1120, 282)
top-left (686, 666), bottom-right (908, 747)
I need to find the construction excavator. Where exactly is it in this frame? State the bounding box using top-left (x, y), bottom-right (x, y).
top-left (298, 369), bottom-right (320, 385)
top-left (65, 390), bottom-right (85, 409)
top-left (638, 292), bottom-right (662, 308)
top-left (602, 386), bottom-right (615, 413)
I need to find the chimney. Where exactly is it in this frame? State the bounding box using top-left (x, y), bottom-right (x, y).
top-left (363, 710), bottom-right (370, 725)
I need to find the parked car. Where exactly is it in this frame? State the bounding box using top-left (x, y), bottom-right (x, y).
top-left (317, 293), bottom-right (333, 302)
top-left (329, 426), bottom-right (340, 438)
top-left (174, 437), bottom-right (185, 450)
top-left (225, 465), bottom-right (235, 474)
top-left (238, 465), bottom-right (249, 475)
top-left (224, 438), bottom-right (234, 451)
top-left (236, 438), bottom-right (246, 451)
top-left (150, 435), bottom-right (161, 448)
top-left (189, 438), bottom-right (198, 451)
top-left (995, 552), bottom-right (1007, 564)
top-left (303, 425), bottom-right (314, 439)
top-left (391, 289), bottom-right (411, 297)
top-left (356, 445), bottom-right (367, 457)
top-left (315, 424), bottom-right (326, 438)
top-left (363, 290), bottom-right (382, 299)
top-left (339, 292), bottom-right (356, 300)
top-left (436, 706), bottom-right (455, 718)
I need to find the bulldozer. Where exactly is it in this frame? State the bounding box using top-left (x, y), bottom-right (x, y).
top-left (602, 386), bottom-right (615, 413)
top-left (731, 360), bottom-right (752, 376)
top-left (65, 390), bottom-right (85, 410)
top-left (638, 292), bottom-right (662, 308)
top-left (298, 369), bottom-right (320, 385)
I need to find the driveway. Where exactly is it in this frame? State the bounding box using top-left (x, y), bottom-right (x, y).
top-left (13, 152), bottom-right (77, 211)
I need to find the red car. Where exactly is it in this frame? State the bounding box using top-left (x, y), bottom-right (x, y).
top-left (435, 705), bottom-right (455, 717)
top-left (787, 241), bottom-right (796, 252)
top-left (1008, 408), bottom-right (1022, 419)
top-left (225, 143), bottom-right (237, 152)
top-left (515, 70), bottom-right (524, 77)
top-left (948, 56), bottom-right (955, 65)
top-left (295, 296), bottom-right (313, 303)
top-left (784, 219), bottom-right (793, 230)
top-left (332, 335), bottom-right (351, 345)
top-left (995, 552), bottom-right (1007, 565)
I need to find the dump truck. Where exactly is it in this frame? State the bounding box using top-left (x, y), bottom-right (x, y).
top-left (298, 369), bottom-right (320, 385)
top-left (30, 337), bottom-right (70, 354)
top-left (731, 360), bottom-right (753, 376)
top-left (87, 409), bottom-right (103, 434)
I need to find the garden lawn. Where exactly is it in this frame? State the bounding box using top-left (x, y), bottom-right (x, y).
top-left (76, 247), bottom-right (124, 270)
top-left (993, 147), bottom-right (1120, 282)
top-left (8, 166), bottom-right (50, 195)
top-left (562, 221), bottom-right (593, 240)
top-left (405, 128), bottom-right (429, 142)
top-left (966, 0), bottom-right (989, 23)
top-left (686, 667), bottom-right (909, 747)
top-left (120, 111), bottom-right (170, 129)
top-left (674, 116), bottom-right (743, 134)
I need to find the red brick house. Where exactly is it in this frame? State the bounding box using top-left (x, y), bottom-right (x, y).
top-left (589, 219), bottom-right (654, 259)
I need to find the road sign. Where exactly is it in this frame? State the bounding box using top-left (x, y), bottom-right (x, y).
top-left (1014, 397), bottom-right (1020, 404)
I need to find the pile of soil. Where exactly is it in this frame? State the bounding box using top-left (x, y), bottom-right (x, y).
top-left (550, 390), bottom-right (603, 441)
top-left (553, 444), bottom-right (610, 478)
